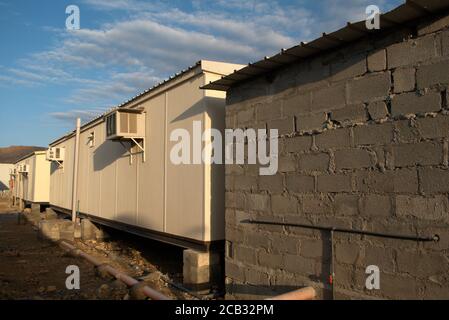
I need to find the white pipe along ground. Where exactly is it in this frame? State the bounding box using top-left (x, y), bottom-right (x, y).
top-left (59, 240), bottom-right (171, 300)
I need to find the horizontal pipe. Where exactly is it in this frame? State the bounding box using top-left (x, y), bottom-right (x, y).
top-left (242, 219), bottom-right (439, 242)
top-left (267, 287), bottom-right (316, 300)
top-left (60, 241), bottom-right (170, 300)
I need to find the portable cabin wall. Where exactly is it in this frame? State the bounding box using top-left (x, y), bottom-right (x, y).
top-left (0, 163), bottom-right (13, 191)
top-left (15, 152), bottom-right (50, 204)
top-left (49, 61), bottom-right (242, 246)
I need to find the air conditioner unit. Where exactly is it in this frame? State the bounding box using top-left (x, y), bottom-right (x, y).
top-left (105, 109), bottom-right (145, 140)
top-left (46, 147), bottom-right (65, 161)
top-left (18, 164), bottom-right (29, 173)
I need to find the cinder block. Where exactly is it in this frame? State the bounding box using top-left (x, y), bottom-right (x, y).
top-left (355, 169), bottom-right (419, 193)
top-left (299, 152), bottom-right (330, 172)
top-left (392, 142), bottom-right (443, 167)
top-left (334, 149), bottom-right (375, 170)
top-left (236, 108), bottom-right (255, 126)
top-left (81, 219), bottom-right (98, 240)
top-left (267, 117), bottom-right (295, 135)
top-left (331, 104), bottom-right (368, 125)
top-left (312, 83), bottom-right (346, 111)
top-left (391, 91), bottom-right (441, 116)
top-left (335, 243), bottom-right (360, 264)
top-left (395, 119), bottom-right (420, 143)
top-left (257, 102), bottom-right (281, 121)
top-left (316, 174), bottom-right (352, 192)
top-left (234, 175), bottom-right (257, 191)
top-left (367, 101), bottom-right (389, 120)
top-left (59, 221), bottom-right (74, 241)
top-left (284, 254), bottom-right (315, 275)
top-left (419, 167), bottom-right (449, 193)
top-left (380, 273), bottom-right (419, 299)
top-left (360, 195), bottom-right (391, 217)
top-left (244, 231), bottom-right (271, 250)
top-left (38, 220), bottom-right (60, 241)
top-left (258, 251), bottom-right (283, 269)
top-left (285, 174), bottom-right (315, 193)
top-left (315, 128), bottom-right (352, 150)
top-left (183, 249), bottom-right (222, 288)
top-left (347, 72), bottom-right (391, 104)
top-left (278, 155), bottom-right (296, 172)
top-left (300, 239), bottom-right (325, 259)
top-left (395, 195), bottom-right (448, 220)
top-left (362, 246), bottom-right (395, 273)
top-left (396, 250), bottom-right (448, 277)
top-left (416, 59), bottom-right (449, 89)
top-left (387, 34), bottom-right (439, 69)
top-left (283, 91), bottom-right (311, 116)
top-left (271, 195), bottom-right (298, 214)
top-left (259, 175), bottom-right (284, 194)
top-left (334, 194), bottom-right (359, 216)
top-left (302, 194), bottom-right (333, 215)
top-left (283, 135), bottom-right (312, 153)
top-left (393, 67), bottom-right (416, 93)
top-left (416, 115), bottom-right (449, 139)
top-left (246, 193), bottom-right (270, 212)
top-left (296, 112), bottom-right (327, 132)
top-left (330, 53), bottom-right (367, 81)
top-left (367, 49), bottom-right (386, 72)
top-left (353, 123), bottom-right (394, 145)
top-left (31, 203), bottom-right (41, 213)
top-left (234, 245), bottom-right (256, 265)
top-left (270, 234), bottom-right (299, 254)
top-left (225, 259), bottom-right (245, 283)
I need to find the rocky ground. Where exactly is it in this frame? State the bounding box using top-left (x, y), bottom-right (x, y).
top-left (0, 197), bottom-right (194, 300)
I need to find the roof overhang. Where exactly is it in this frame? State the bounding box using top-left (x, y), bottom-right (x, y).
top-left (202, 0), bottom-right (449, 91)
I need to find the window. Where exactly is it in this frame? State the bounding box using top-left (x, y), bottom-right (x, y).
top-left (88, 132), bottom-right (95, 148)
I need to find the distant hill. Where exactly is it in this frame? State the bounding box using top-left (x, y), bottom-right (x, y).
top-left (0, 146), bottom-right (47, 164)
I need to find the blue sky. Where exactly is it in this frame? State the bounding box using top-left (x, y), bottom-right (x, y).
top-left (0, 0), bottom-right (403, 147)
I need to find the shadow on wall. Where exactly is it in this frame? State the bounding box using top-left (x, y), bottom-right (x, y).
top-left (93, 140), bottom-right (129, 171)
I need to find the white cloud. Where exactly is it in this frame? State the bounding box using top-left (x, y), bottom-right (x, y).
top-left (2, 0), bottom-right (403, 125)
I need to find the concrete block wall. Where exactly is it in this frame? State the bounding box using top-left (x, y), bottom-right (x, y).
top-left (224, 13), bottom-right (449, 299)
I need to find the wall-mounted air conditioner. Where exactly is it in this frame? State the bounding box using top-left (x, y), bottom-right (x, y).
top-left (18, 164), bottom-right (29, 173)
top-left (105, 109), bottom-right (145, 140)
top-left (46, 147), bottom-right (65, 162)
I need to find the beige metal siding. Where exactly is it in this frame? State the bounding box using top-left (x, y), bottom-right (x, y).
top-left (49, 61), bottom-right (244, 243)
top-left (0, 164), bottom-right (13, 191)
top-left (15, 152), bottom-right (50, 203)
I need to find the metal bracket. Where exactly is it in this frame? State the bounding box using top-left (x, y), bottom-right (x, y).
top-left (120, 138), bottom-right (146, 164)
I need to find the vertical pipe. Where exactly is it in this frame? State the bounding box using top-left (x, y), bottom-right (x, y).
top-left (330, 229), bottom-right (335, 300)
top-left (71, 118), bottom-right (81, 222)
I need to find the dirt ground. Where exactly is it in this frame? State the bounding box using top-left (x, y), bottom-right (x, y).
top-left (0, 197), bottom-right (193, 300)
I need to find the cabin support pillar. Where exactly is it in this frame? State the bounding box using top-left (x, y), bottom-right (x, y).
top-left (80, 218), bottom-right (108, 241)
top-left (183, 249), bottom-right (222, 291)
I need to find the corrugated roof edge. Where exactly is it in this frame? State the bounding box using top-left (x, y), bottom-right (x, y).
top-left (49, 60), bottom-right (238, 146)
top-left (14, 150), bottom-right (47, 165)
top-left (202, 0), bottom-right (449, 91)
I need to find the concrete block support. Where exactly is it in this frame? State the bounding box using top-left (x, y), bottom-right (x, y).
top-left (81, 219), bottom-right (97, 240)
top-left (31, 203), bottom-right (41, 213)
top-left (80, 218), bottom-right (107, 241)
top-left (183, 249), bottom-right (221, 290)
top-left (38, 220), bottom-right (74, 241)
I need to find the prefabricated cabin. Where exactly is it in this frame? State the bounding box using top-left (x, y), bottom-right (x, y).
top-left (13, 151), bottom-right (51, 207)
top-left (48, 60), bottom-right (244, 250)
